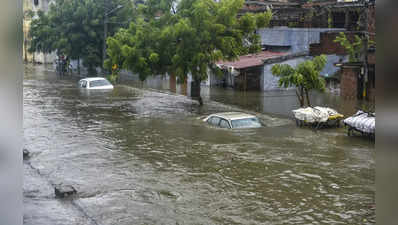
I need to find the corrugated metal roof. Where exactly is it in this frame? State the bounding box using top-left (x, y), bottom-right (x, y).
top-left (257, 27), bottom-right (346, 52)
top-left (217, 51), bottom-right (288, 69)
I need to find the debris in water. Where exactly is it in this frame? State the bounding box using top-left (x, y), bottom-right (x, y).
top-left (54, 184), bottom-right (77, 198)
top-left (23, 148), bottom-right (30, 160)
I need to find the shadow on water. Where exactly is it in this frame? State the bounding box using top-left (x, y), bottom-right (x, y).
top-left (24, 64), bottom-right (375, 225)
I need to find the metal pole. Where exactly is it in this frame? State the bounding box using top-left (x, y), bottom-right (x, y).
top-left (102, 3), bottom-right (123, 76)
top-left (102, 0), bottom-right (108, 75)
top-left (363, 1), bottom-right (369, 100)
top-left (103, 16), bottom-right (108, 74)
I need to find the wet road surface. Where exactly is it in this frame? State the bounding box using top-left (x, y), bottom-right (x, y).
top-left (24, 65), bottom-right (374, 225)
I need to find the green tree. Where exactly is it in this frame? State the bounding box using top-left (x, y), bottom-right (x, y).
top-left (106, 0), bottom-right (272, 105)
top-left (29, 0), bottom-right (134, 74)
top-left (333, 32), bottom-right (376, 63)
top-left (333, 32), bottom-right (363, 62)
top-left (28, 10), bottom-right (57, 59)
top-left (271, 55), bottom-right (327, 107)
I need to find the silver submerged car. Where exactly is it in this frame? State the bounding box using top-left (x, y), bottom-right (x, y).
top-left (203, 112), bottom-right (262, 129)
top-left (78, 77), bottom-right (114, 90)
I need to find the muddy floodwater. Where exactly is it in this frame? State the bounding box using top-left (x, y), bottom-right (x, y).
top-left (24, 65), bottom-right (374, 225)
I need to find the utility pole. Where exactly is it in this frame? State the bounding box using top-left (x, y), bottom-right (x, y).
top-left (103, 0), bottom-right (108, 75)
top-left (103, 16), bottom-right (108, 74)
top-left (102, 2), bottom-right (123, 76)
top-left (362, 0), bottom-right (369, 100)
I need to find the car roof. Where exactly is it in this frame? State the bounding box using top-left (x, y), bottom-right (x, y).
top-left (79, 77), bottom-right (108, 82)
top-left (209, 112), bottom-right (257, 120)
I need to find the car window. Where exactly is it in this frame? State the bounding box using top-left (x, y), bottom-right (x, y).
top-left (89, 79), bottom-right (111, 87)
top-left (231, 117), bottom-right (261, 128)
top-left (219, 119), bottom-right (231, 129)
top-left (81, 80), bottom-right (87, 88)
top-left (208, 116), bottom-right (221, 126)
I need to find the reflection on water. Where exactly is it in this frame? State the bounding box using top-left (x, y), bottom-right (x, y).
top-left (24, 65), bottom-right (374, 225)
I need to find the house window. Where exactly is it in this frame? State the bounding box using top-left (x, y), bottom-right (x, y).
top-left (348, 11), bottom-right (359, 30)
top-left (34, 0), bottom-right (39, 6)
top-left (332, 12), bottom-right (346, 28)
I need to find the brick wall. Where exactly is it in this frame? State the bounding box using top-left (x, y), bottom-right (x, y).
top-left (367, 5), bottom-right (376, 42)
top-left (310, 32), bottom-right (355, 56)
top-left (340, 66), bottom-right (360, 99)
top-left (367, 86), bottom-right (375, 102)
top-left (367, 51), bottom-right (376, 65)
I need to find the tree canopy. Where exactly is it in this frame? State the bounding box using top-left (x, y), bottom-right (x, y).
top-left (271, 55), bottom-right (327, 107)
top-left (105, 0), bottom-right (272, 104)
top-left (29, 10), bottom-right (56, 56)
top-left (29, 0), bottom-right (134, 74)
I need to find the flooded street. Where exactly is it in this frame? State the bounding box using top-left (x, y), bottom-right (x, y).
top-left (24, 65), bottom-right (374, 225)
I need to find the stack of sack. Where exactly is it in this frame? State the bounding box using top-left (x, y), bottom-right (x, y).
top-left (343, 111), bottom-right (375, 134)
top-left (292, 107), bottom-right (343, 123)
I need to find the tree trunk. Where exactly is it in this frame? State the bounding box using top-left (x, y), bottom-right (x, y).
top-left (181, 78), bottom-right (188, 96)
top-left (191, 78), bottom-right (203, 106)
top-left (305, 89), bottom-right (311, 107)
top-left (169, 74), bottom-right (176, 93)
top-left (296, 87), bottom-right (305, 107)
top-left (77, 57), bottom-right (81, 75)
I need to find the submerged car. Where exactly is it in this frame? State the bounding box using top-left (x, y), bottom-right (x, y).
top-left (203, 112), bottom-right (262, 129)
top-left (78, 77), bottom-right (113, 90)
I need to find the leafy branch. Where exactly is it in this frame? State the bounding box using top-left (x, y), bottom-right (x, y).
top-left (272, 55), bottom-right (327, 107)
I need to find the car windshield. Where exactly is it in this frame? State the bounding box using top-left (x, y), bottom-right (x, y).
top-left (231, 117), bottom-right (261, 128)
top-left (90, 79), bottom-right (111, 87)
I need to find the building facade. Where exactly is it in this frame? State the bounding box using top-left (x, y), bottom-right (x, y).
top-left (23, 0), bottom-right (56, 64)
top-left (241, 0), bottom-right (375, 31)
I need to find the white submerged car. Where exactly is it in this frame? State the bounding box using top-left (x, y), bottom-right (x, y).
top-left (78, 77), bottom-right (114, 90)
top-left (203, 112), bottom-right (262, 129)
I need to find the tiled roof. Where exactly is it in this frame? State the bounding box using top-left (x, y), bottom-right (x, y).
top-left (217, 51), bottom-right (288, 69)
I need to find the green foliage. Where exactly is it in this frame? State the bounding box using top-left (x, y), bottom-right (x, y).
top-left (327, 10), bottom-right (333, 28)
top-left (28, 10), bottom-right (57, 55)
top-left (333, 32), bottom-right (376, 63)
top-left (108, 72), bottom-right (119, 84)
top-left (24, 9), bottom-right (35, 20)
top-left (107, 0), bottom-right (272, 101)
top-left (288, 22), bottom-right (298, 28)
top-left (29, 0), bottom-right (134, 74)
top-left (271, 55), bottom-right (327, 107)
top-left (333, 32), bottom-right (363, 62)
